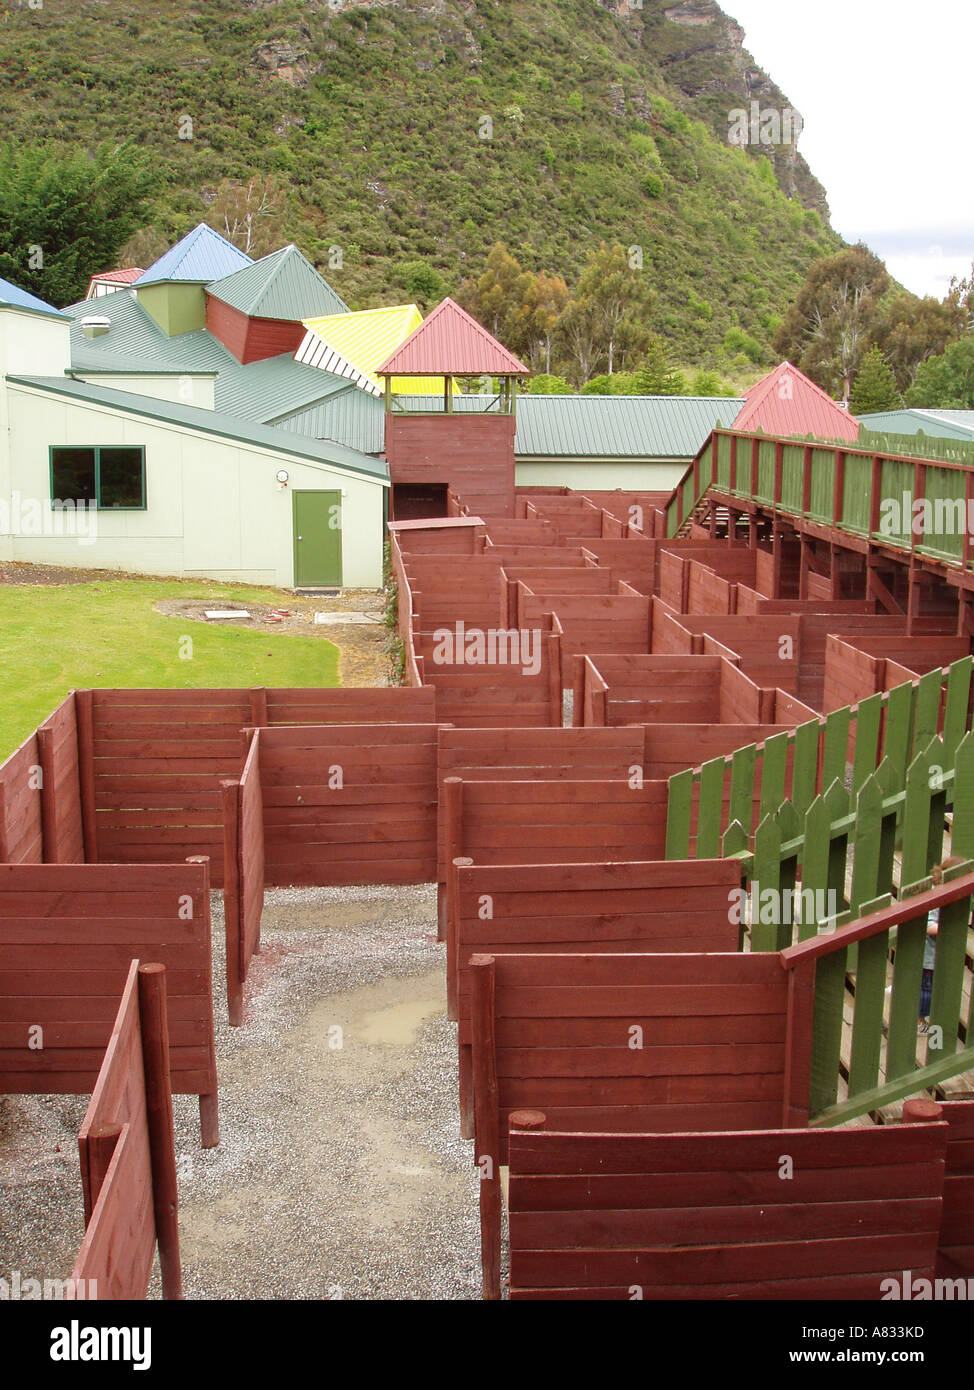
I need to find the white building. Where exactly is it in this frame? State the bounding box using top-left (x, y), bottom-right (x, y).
top-left (0, 270), bottom-right (389, 589)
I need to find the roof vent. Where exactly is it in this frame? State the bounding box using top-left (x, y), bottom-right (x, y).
top-left (80, 315), bottom-right (111, 339)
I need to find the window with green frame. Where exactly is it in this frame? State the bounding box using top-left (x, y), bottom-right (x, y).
top-left (50, 446), bottom-right (147, 509)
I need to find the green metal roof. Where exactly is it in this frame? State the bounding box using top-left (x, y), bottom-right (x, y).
top-left (273, 386), bottom-right (386, 454)
top-left (206, 245), bottom-right (348, 320)
top-left (62, 288), bottom-right (350, 425)
top-left (858, 409), bottom-right (974, 442)
top-left (10, 375), bottom-right (389, 484)
top-left (513, 395), bottom-right (745, 460)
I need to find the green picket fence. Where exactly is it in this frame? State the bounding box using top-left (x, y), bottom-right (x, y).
top-left (665, 657), bottom-right (974, 882)
top-left (781, 803), bottom-right (974, 1126)
top-left (666, 657), bottom-right (974, 1123)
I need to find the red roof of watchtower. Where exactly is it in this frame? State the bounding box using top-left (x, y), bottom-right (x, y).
top-left (733, 361), bottom-right (860, 442)
top-left (376, 297), bottom-right (529, 377)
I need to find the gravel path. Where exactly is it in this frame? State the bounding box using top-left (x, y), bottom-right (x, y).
top-left (0, 885), bottom-right (481, 1301)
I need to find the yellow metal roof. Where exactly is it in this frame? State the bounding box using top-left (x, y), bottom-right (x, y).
top-left (298, 304), bottom-right (456, 395)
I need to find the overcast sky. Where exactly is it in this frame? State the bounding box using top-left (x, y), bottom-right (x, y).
top-left (723, 0), bottom-right (972, 300)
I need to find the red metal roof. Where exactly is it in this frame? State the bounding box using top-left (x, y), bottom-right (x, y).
top-left (376, 297), bottom-right (529, 377)
top-left (733, 362), bottom-right (859, 442)
top-left (88, 267), bottom-right (145, 286)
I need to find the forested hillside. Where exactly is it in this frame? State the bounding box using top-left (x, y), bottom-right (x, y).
top-left (0, 0), bottom-right (841, 367)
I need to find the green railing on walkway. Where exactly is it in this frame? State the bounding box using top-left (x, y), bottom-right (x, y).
top-left (665, 429), bottom-right (974, 569)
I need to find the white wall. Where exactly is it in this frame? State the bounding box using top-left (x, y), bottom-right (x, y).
top-left (75, 373), bottom-right (216, 410)
top-left (0, 307), bottom-right (72, 377)
top-left (0, 382), bottom-right (387, 588)
top-left (515, 459), bottom-right (689, 491)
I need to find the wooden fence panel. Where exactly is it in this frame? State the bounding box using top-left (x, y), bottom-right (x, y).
top-left (469, 949), bottom-right (810, 1296)
top-left (451, 859), bottom-right (741, 1133)
top-left (0, 730), bottom-right (43, 865)
top-left (89, 687), bottom-right (436, 884)
top-left (90, 688), bottom-right (251, 880)
top-left (0, 859), bottom-right (217, 1145)
top-left (436, 727), bottom-right (645, 882)
top-left (416, 633), bottom-right (559, 729)
top-left (580, 654), bottom-right (724, 726)
top-left (222, 734), bottom-right (265, 1026)
top-left (940, 1100), bottom-right (974, 1276)
top-left (515, 591), bottom-right (652, 684)
top-left (36, 695), bottom-right (85, 864)
top-left (71, 961), bottom-right (182, 1300)
top-left (507, 1120), bottom-right (947, 1300)
top-left (258, 723), bottom-right (439, 887)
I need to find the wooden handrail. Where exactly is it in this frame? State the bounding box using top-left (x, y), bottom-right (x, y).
top-left (780, 870), bottom-right (974, 970)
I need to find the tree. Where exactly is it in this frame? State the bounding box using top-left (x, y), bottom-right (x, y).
top-left (400, 260), bottom-right (447, 310)
top-left (557, 294), bottom-right (603, 385)
top-left (773, 244), bottom-right (890, 403)
top-left (849, 345), bottom-right (901, 415)
top-left (458, 242), bottom-right (533, 350)
top-left (633, 334), bottom-right (687, 396)
top-left (0, 140), bottom-right (155, 306)
top-left (904, 336), bottom-right (974, 409)
top-left (872, 291), bottom-right (967, 392)
top-left (512, 270), bottom-right (569, 374)
top-left (527, 373), bottom-right (572, 394)
top-left (576, 242), bottom-right (654, 375)
top-left (209, 176), bottom-right (285, 258)
top-left (690, 368), bottom-right (736, 397)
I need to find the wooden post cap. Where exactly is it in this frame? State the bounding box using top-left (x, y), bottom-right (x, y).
top-left (902, 1098), bottom-right (943, 1123)
top-left (453, 856), bottom-right (474, 868)
top-left (137, 962), bottom-right (166, 978)
top-left (509, 1110), bottom-right (546, 1131)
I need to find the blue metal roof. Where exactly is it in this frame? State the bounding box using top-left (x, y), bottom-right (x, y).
top-left (133, 223), bottom-right (252, 287)
top-left (0, 275), bottom-right (69, 320)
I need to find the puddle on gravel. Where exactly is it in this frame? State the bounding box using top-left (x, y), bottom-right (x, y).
top-left (359, 998), bottom-right (443, 1046)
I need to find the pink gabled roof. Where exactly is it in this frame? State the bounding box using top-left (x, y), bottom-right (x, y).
top-left (88, 267), bottom-right (145, 286)
top-left (376, 297), bottom-right (529, 377)
top-left (733, 362), bottom-right (859, 442)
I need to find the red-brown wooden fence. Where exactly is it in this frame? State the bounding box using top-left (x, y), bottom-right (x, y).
top-left (941, 1099), bottom-right (974, 1277)
top-left (71, 960), bottom-right (182, 1299)
top-left (505, 1114), bottom-right (947, 1301)
top-left (451, 859), bottom-right (741, 1135)
top-left (441, 776), bottom-right (670, 943)
top-left (255, 722), bottom-right (440, 887)
top-left (221, 732), bottom-right (265, 1026)
top-left (86, 686), bottom-right (435, 884)
top-left (469, 949), bottom-right (811, 1297)
top-left (0, 858), bottom-right (218, 1145)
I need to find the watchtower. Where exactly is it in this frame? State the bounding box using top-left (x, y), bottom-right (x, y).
top-left (376, 297), bottom-right (529, 520)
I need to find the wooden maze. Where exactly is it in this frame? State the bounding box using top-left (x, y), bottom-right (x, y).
top-left (6, 427), bottom-right (974, 1299)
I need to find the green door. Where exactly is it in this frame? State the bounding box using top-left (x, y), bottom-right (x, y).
top-left (293, 491), bottom-right (343, 587)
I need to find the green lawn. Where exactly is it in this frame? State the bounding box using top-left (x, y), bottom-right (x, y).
top-left (0, 579), bottom-right (340, 757)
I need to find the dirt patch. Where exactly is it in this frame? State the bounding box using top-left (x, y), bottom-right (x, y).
top-left (151, 592), bottom-right (394, 687)
top-left (0, 561), bottom-right (149, 586)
